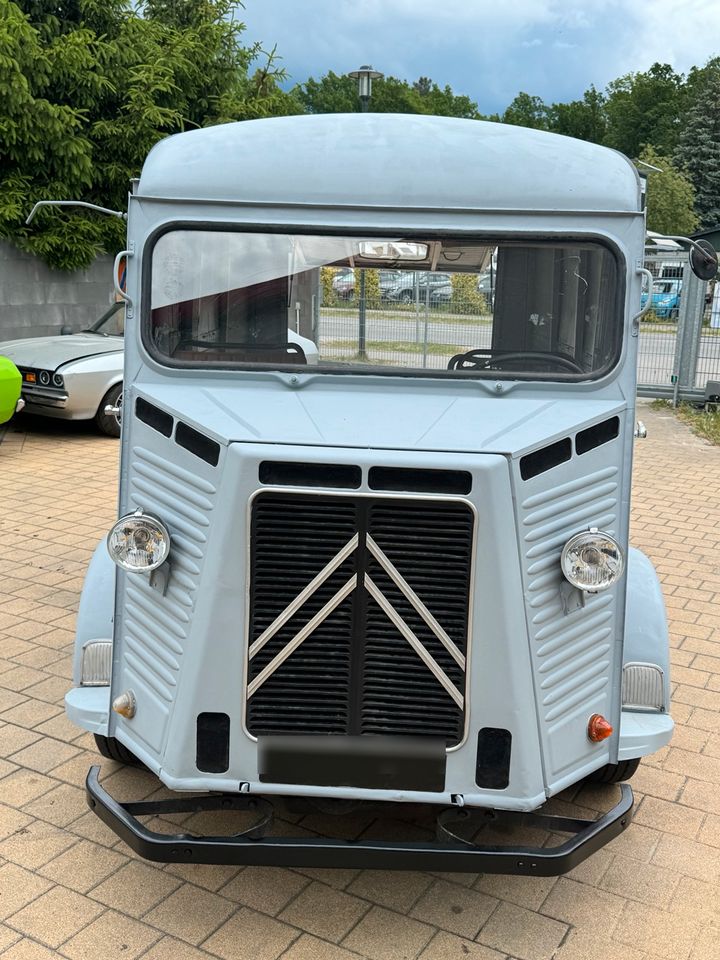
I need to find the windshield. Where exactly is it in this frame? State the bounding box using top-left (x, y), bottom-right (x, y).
top-left (88, 301), bottom-right (125, 337)
top-left (147, 231), bottom-right (621, 380)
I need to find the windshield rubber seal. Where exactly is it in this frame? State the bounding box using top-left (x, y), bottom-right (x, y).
top-left (140, 220), bottom-right (626, 386)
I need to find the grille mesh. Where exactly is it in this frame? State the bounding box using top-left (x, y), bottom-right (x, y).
top-left (247, 493), bottom-right (473, 744)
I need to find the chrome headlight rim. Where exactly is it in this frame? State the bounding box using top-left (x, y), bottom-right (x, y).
top-left (560, 528), bottom-right (625, 593)
top-left (106, 510), bottom-right (170, 572)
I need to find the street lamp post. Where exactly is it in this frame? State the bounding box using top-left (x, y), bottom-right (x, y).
top-left (347, 66), bottom-right (384, 358)
top-left (348, 64), bottom-right (383, 113)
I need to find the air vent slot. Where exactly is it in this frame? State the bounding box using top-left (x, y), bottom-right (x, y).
top-left (576, 417), bottom-right (620, 455)
top-left (136, 397), bottom-right (173, 437)
top-left (476, 728), bottom-right (512, 789)
top-left (175, 422), bottom-right (220, 466)
top-left (368, 466), bottom-right (471, 495)
top-left (196, 713), bottom-right (230, 773)
top-left (259, 461), bottom-right (361, 489)
top-left (520, 438), bottom-right (572, 480)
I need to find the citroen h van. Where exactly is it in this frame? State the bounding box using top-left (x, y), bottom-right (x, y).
top-left (65, 113), bottom-right (701, 874)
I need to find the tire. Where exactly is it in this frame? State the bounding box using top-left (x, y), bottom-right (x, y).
top-left (94, 734), bottom-right (141, 766)
top-left (95, 383), bottom-right (122, 438)
top-left (586, 758), bottom-right (640, 784)
top-left (400, 290), bottom-right (414, 304)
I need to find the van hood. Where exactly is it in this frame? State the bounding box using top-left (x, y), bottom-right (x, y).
top-left (136, 380), bottom-right (627, 458)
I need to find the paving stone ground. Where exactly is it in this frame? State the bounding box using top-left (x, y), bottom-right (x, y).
top-left (0, 402), bottom-right (719, 960)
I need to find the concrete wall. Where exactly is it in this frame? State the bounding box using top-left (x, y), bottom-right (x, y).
top-left (0, 240), bottom-right (115, 342)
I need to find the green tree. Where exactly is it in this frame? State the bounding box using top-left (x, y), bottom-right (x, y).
top-left (293, 71), bottom-right (481, 118)
top-left (638, 145), bottom-right (698, 236)
top-left (411, 77), bottom-right (481, 119)
top-left (547, 86), bottom-right (606, 143)
top-left (501, 92), bottom-right (549, 130)
top-left (0, 0), bottom-right (299, 270)
top-left (674, 62), bottom-right (720, 229)
top-left (604, 62), bottom-right (684, 157)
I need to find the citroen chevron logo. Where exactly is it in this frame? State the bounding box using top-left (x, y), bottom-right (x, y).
top-left (247, 533), bottom-right (465, 708)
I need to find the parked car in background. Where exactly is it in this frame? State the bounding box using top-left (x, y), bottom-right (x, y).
top-left (332, 269), bottom-right (404, 300)
top-left (429, 282), bottom-right (452, 305)
top-left (384, 271), bottom-right (451, 303)
top-left (477, 269), bottom-right (495, 305)
top-left (378, 270), bottom-right (403, 298)
top-left (640, 278), bottom-right (682, 319)
top-left (0, 301), bottom-right (319, 438)
top-left (0, 301), bottom-right (125, 437)
top-left (0, 356), bottom-right (23, 425)
top-left (332, 268), bottom-right (355, 299)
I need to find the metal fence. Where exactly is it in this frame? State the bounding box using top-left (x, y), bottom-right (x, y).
top-left (637, 249), bottom-right (719, 402)
top-left (318, 270), bottom-right (492, 371)
top-left (319, 256), bottom-right (719, 397)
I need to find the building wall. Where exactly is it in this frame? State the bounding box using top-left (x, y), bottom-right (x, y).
top-left (0, 241), bottom-right (115, 342)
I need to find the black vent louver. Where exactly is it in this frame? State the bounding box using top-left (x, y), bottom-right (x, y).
top-left (520, 438), bottom-right (572, 480)
top-left (576, 417), bottom-right (620, 455)
top-left (247, 493), bottom-right (473, 745)
top-left (136, 397), bottom-right (173, 437)
top-left (175, 421), bottom-right (220, 466)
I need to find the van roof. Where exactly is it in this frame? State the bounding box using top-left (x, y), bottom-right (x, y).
top-left (137, 113), bottom-right (642, 214)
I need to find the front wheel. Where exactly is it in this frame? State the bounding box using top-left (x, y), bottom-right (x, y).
top-left (94, 734), bottom-right (141, 766)
top-left (586, 758), bottom-right (640, 783)
top-left (95, 383), bottom-right (122, 438)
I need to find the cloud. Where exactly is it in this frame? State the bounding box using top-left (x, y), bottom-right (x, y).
top-left (240, 0), bottom-right (720, 113)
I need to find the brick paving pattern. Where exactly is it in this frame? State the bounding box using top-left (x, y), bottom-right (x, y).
top-left (0, 403), bottom-right (718, 960)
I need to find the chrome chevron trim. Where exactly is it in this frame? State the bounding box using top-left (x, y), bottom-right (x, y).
top-left (247, 574), bottom-right (358, 699)
top-left (365, 574), bottom-right (464, 710)
top-left (248, 533), bottom-right (360, 660)
top-left (366, 534), bottom-right (466, 670)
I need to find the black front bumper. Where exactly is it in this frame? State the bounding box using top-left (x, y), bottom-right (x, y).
top-left (86, 766), bottom-right (633, 876)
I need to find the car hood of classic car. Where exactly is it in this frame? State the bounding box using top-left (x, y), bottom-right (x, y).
top-left (0, 334), bottom-right (123, 371)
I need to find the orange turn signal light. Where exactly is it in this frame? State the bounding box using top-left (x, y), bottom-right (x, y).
top-left (587, 714), bottom-right (613, 742)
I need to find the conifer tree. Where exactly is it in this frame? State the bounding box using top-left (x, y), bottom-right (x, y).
top-left (674, 65), bottom-right (720, 229)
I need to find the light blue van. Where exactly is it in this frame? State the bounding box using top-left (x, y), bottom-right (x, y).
top-left (64, 113), bottom-right (714, 875)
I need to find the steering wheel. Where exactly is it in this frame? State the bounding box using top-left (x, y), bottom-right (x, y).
top-left (448, 349), bottom-right (584, 374)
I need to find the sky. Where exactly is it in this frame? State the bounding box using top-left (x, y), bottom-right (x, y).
top-left (240, 0), bottom-right (720, 114)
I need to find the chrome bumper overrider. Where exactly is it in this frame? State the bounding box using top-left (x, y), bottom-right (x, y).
top-left (86, 766), bottom-right (633, 875)
top-left (22, 386), bottom-right (68, 409)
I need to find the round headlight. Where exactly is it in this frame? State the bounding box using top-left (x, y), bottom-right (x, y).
top-left (560, 529), bottom-right (624, 593)
top-left (52, 373), bottom-right (64, 388)
top-left (107, 512), bottom-right (170, 572)
top-left (38, 370), bottom-right (50, 385)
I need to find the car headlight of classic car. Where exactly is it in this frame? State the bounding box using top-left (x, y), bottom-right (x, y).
top-left (560, 528), bottom-right (624, 592)
top-left (107, 510), bottom-right (170, 572)
top-left (20, 368), bottom-right (64, 389)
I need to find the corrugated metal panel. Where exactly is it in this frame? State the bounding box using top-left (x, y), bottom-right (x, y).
top-left (521, 466), bottom-right (619, 735)
top-left (121, 446), bottom-right (216, 703)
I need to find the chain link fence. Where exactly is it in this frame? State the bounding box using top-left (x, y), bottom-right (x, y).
top-left (318, 268), bottom-right (493, 371)
top-left (638, 248), bottom-right (719, 402)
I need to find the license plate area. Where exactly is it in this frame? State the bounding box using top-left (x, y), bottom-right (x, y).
top-left (258, 735), bottom-right (447, 792)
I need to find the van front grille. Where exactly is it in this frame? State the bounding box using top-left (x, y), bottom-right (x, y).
top-left (246, 492), bottom-right (474, 745)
